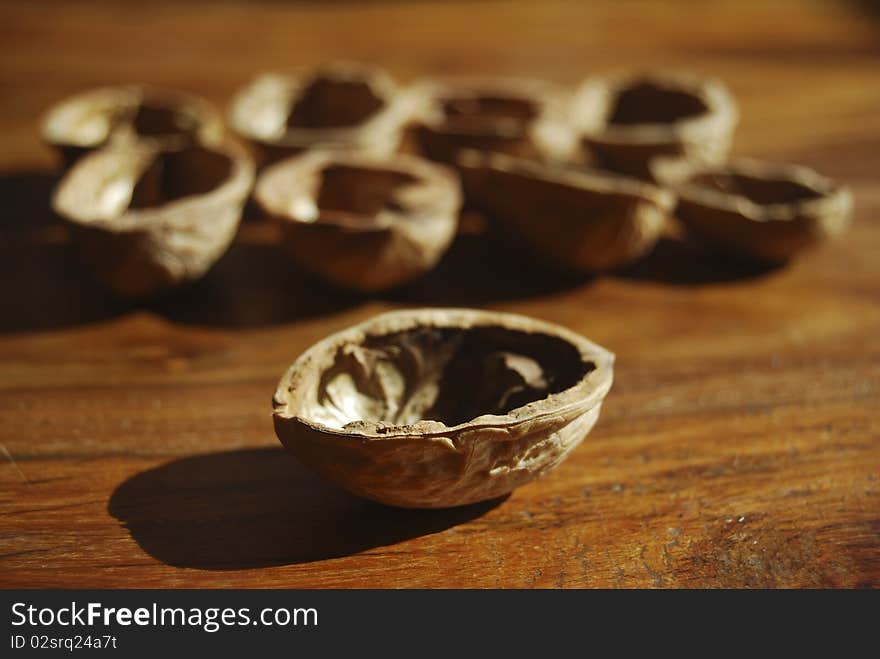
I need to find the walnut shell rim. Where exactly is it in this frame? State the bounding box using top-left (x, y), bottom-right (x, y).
top-left (41, 85), bottom-right (224, 161)
top-left (458, 150), bottom-right (674, 272)
top-left (274, 308), bottom-right (615, 436)
top-left (572, 71), bottom-right (738, 181)
top-left (52, 140), bottom-right (255, 297)
top-left (273, 308), bottom-right (614, 508)
top-left (254, 149), bottom-right (462, 293)
top-left (229, 63), bottom-right (417, 161)
top-left (673, 159), bottom-right (853, 262)
top-left (408, 75), bottom-right (578, 164)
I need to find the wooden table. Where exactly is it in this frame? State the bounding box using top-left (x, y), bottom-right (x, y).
top-left (1, 0), bottom-right (878, 588)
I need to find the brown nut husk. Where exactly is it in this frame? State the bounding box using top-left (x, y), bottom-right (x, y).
top-left (41, 85), bottom-right (225, 168)
top-left (571, 72), bottom-right (737, 182)
top-left (672, 159), bottom-right (853, 262)
top-left (254, 150), bottom-right (461, 292)
top-left (52, 140), bottom-right (255, 297)
top-left (408, 76), bottom-right (578, 165)
top-left (458, 150), bottom-right (673, 273)
top-left (273, 308), bottom-right (614, 508)
top-left (229, 63), bottom-right (416, 164)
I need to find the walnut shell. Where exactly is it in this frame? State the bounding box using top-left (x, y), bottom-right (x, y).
top-left (41, 85), bottom-right (225, 168)
top-left (672, 159), bottom-right (853, 262)
top-left (408, 76), bottom-right (578, 165)
top-left (229, 63), bottom-right (416, 164)
top-left (52, 140), bottom-right (255, 297)
top-left (571, 72), bottom-right (737, 182)
top-left (254, 150), bottom-right (461, 292)
top-left (458, 150), bottom-right (673, 272)
top-left (273, 308), bottom-right (614, 508)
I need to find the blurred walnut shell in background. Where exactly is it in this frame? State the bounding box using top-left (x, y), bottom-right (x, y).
top-left (458, 150), bottom-right (673, 273)
top-left (672, 159), bottom-right (853, 262)
top-left (229, 63), bottom-right (416, 164)
top-left (571, 72), bottom-right (737, 182)
top-left (255, 150), bottom-right (461, 292)
top-left (41, 85), bottom-right (225, 168)
top-left (408, 76), bottom-right (578, 165)
top-left (273, 308), bottom-right (614, 508)
top-left (52, 140), bottom-right (255, 297)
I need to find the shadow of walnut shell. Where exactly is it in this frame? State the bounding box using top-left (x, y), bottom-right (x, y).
top-left (672, 159), bottom-right (853, 262)
top-left (255, 150), bottom-right (461, 292)
top-left (229, 63), bottom-right (417, 165)
top-left (408, 76), bottom-right (577, 165)
top-left (42, 85), bottom-right (225, 169)
top-left (458, 150), bottom-right (673, 273)
top-left (52, 140), bottom-right (255, 297)
top-left (273, 308), bottom-right (614, 508)
top-left (571, 72), bottom-right (737, 182)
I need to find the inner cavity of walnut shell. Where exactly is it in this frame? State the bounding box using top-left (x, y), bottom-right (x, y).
top-left (286, 76), bottom-right (386, 129)
top-left (305, 325), bottom-right (595, 430)
top-left (127, 103), bottom-right (205, 142)
top-left (311, 164), bottom-right (416, 223)
top-left (77, 146), bottom-right (235, 221)
top-left (607, 80), bottom-right (709, 126)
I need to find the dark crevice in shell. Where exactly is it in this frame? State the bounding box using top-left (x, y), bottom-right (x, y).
top-left (316, 164), bottom-right (417, 219)
top-left (129, 103), bottom-right (202, 141)
top-left (129, 146), bottom-right (233, 210)
top-left (287, 77), bottom-right (385, 129)
top-left (608, 81), bottom-right (708, 125)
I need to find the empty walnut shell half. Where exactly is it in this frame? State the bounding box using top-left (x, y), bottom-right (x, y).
top-left (273, 308), bottom-right (614, 508)
top-left (42, 85), bottom-right (225, 168)
top-left (672, 159), bottom-right (853, 262)
top-left (52, 140), bottom-right (255, 297)
top-left (254, 150), bottom-right (461, 292)
top-left (408, 76), bottom-right (577, 165)
top-left (229, 63), bottom-right (416, 164)
top-left (458, 150), bottom-right (673, 272)
top-left (571, 72), bottom-right (737, 182)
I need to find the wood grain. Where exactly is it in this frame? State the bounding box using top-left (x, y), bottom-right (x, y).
top-left (1, 0), bottom-right (878, 588)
